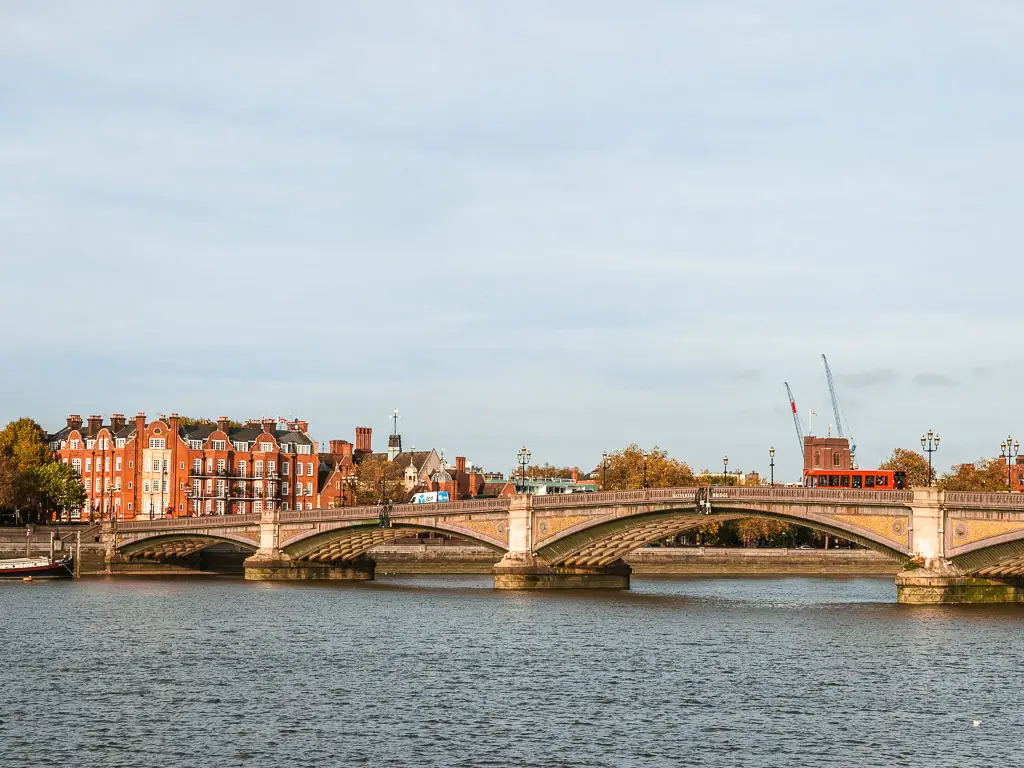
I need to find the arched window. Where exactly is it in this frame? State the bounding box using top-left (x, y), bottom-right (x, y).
top-left (814, 450), bottom-right (821, 467)
top-left (832, 452), bottom-right (841, 467)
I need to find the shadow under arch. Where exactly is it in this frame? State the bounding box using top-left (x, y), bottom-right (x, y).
top-left (951, 536), bottom-right (1024, 576)
top-left (282, 522), bottom-right (508, 563)
top-left (535, 505), bottom-right (912, 567)
top-left (118, 532), bottom-right (258, 560)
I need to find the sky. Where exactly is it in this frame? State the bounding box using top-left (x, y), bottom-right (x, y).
top-left (1, 1), bottom-right (1022, 480)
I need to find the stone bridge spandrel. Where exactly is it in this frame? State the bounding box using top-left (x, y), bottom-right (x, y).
top-left (530, 487), bottom-right (916, 566)
top-left (943, 492), bottom-right (1024, 577)
top-left (109, 514), bottom-right (262, 560)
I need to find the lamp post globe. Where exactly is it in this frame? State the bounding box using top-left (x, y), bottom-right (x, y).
top-left (921, 430), bottom-right (940, 487)
top-left (516, 446), bottom-right (531, 493)
top-left (769, 446), bottom-right (775, 487)
top-left (723, 454), bottom-right (728, 485)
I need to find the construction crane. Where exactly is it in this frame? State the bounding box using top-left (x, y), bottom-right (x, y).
top-left (784, 382), bottom-right (806, 459)
top-left (821, 354), bottom-right (856, 465)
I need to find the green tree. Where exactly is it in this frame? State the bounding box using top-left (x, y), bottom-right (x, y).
top-left (37, 462), bottom-right (87, 517)
top-left (523, 463), bottom-right (575, 479)
top-left (601, 444), bottom-right (696, 490)
top-left (354, 455), bottom-right (410, 505)
top-left (938, 458), bottom-right (1010, 491)
top-left (880, 448), bottom-right (932, 487)
top-left (735, 517), bottom-right (794, 547)
top-left (179, 416), bottom-right (244, 429)
top-left (0, 417), bottom-right (50, 472)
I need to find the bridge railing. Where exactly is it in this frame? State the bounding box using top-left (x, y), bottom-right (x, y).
top-left (279, 497), bottom-right (513, 524)
top-left (532, 486), bottom-right (912, 507)
top-left (944, 491), bottom-right (1024, 510)
top-left (113, 513), bottom-right (262, 530)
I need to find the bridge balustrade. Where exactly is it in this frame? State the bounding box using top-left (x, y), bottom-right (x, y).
top-left (114, 513), bottom-right (262, 529)
top-left (944, 491), bottom-right (1024, 509)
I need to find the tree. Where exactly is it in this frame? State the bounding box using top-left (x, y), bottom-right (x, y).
top-left (601, 444), bottom-right (696, 490)
top-left (0, 417), bottom-right (50, 473)
top-left (937, 458), bottom-right (1009, 492)
top-left (880, 448), bottom-right (932, 488)
top-left (735, 517), bottom-right (794, 547)
top-left (522, 464), bottom-right (575, 479)
top-left (353, 455), bottom-right (410, 505)
top-left (179, 416), bottom-right (244, 429)
top-left (37, 462), bottom-right (87, 518)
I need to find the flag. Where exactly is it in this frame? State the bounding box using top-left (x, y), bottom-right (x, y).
top-left (809, 410), bottom-right (817, 416)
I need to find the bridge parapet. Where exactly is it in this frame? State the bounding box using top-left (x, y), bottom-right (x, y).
top-left (944, 491), bottom-right (1024, 510)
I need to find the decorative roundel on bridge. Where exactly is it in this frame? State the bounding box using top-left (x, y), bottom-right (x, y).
top-left (953, 522), bottom-right (970, 540)
top-left (891, 520), bottom-right (907, 538)
top-left (496, 522), bottom-right (507, 537)
top-left (538, 520), bottom-right (549, 535)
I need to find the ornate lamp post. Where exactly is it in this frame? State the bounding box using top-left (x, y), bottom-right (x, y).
top-left (723, 454), bottom-right (729, 485)
top-left (921, 430), bottom-right (940, 487)
top-left (1001, 435), bottom-right (1019, 492)
top-left (641, 451), bottom-right (649, 489)
top-left (601, 451), bottom-right (608, 491)
top-left (769, 446), bottom-right (775, 487)
top-left (516, 446), bottom-right (531, 493)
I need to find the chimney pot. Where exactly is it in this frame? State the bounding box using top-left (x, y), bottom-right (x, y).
top-left (456, 456), bottom-right (466, 473)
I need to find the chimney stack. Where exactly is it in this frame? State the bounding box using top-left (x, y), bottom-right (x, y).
top-left (262, 418), bottom-right (276, 435)
top-left (456, 456), bottom-right (466, 474)
top-left (169, 412), bottom-right (180, 437)
top-left (110, 413), bottom-right (126, 433)
top-left (297, 420), bottom-right (308, 433)
top-left (355, 427), bottom-right (372, 456)
top-left (67, 414), bottom-right (83, 431)
top-left (329, 439), bottom-right (350, 456)
top-left (571, 467), bottom-right (579, 483)
top-left (87, 415), bottom-right (102, 436)
top-left (217, 415), bottom-right (230, 434)
top-left (468, 470), bottom-right (479, 497)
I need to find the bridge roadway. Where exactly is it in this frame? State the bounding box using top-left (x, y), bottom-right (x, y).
top-left (101, 486), bottom-right (1024, 603)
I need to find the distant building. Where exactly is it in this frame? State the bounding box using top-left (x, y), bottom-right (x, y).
top-left (803, 436), bottom-right (852, 473)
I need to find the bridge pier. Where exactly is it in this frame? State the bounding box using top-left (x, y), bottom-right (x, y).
top-left (493, 552), bottom-right (631, 589)
top-left (243, 552), bottom-right (376, 581)
top-left (896, 569), bottom-right (1024, 604)
top-left (492, 495), bottom-right (630, 589)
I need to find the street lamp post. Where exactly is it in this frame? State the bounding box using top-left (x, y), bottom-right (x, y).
top-left (517, 446), bottom-right (531, 493)
top-left (920, 430), bottom-right (940, 487)
top-left (723, 454), bottom-right (728, 485)
top-left (601, 451), bottom-right (608, 491)
top-left (769, 446), bottom-right (775, 487)
top-left (641, 451), bottom-right (649, 489)
top-left (1001, 435), bottom-right (1019, 492)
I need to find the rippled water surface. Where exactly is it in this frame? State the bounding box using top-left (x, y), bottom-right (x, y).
top-left (2, 575), bottom-right (1022, 767)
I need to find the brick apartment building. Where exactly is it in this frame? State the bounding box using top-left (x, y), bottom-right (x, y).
top-left (48, 413), bottom-right (320, 520)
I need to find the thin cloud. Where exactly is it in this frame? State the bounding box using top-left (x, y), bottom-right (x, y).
top-left (912, 373), bottom-right (958, 388)
top-left (836, 369), bottom-right (899, 389)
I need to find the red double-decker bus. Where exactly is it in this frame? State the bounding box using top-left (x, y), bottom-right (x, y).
top-left (803, 469), bottom-right (908, 490)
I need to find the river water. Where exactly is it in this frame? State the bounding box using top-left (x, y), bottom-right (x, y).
top-left (1, 575), bottom-right (1022, 768)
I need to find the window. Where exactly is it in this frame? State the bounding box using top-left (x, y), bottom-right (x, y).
top-left (128, 481), bottom-right (133, 490)
top-left (259, 442), bottom-right (274, 452)
top-left (148, 438), bottom-right (166, 449)
top-left (211, 440), bottom-right (226, 451)
top-left (206, 458), bottom-right (213, 472)
top-left (70, 439), bottom-right (80, 450)
top-left (205, 500), bottom-right (212, 513)
top-left (307, 462), bottom-right (314, 476)
top-left (282, 461), bottom-right (290, 474)
top-left (282, 482), bottom-right (289, 494)
top-left (306, 502), bottom-right (313, 510)
top-left (297, 445), bottom-right (310, 455)
top-left (216, 480), bottom-right (225, 496)
top-left (128, 502), bottom-right (132, 511)
top-left (852, 475), bottom-right (863, 489)
top-left (254, 500), bottom-right (263, 514)
top-left (116, 457), bottom-right (122, 471)
top-left (876, 476), bottom-right (888, 487)
top-left (144, 481), bottom-right (150, 493)
top-left (237, 502), bottom-right (246, 514)
top-left (189, 440), bottom-right (202, 450)
top-left (237, 460), bottom-right (247, 477)
top-left (105, 457), bottom-right (111, 471)
top-left (233, 442), bottom-right (249, 452)
top-left (840, 474), bottom-right (850, 487)
top-left (832, 453), bottom-right (841, 468)
top-left (217, 459), bottom-right (226, 472)
top-left (71, 458), bottom-right (82, 473)
top-left (281, 444), bottom-right (292, 454)
top-left (206, 479), bottom-right (213, 492)
top-left (128, 461), bottom-right (133, 469)
top-left (297, 463), bottom-right (304, 476)
top-left (180, 462), bottom-right (185, 470)
top-left (296, 484), bottom-right (303, 497)
top-left (84, 479), bottom-right (91, 492)
top-left (306, 482), bottom-right (313, 496)
top-left (282, 503), bottom-right (289, 511)
top-left (153, 458), bottom-right (162, 472)
top-left (255, 461), bottom-right (264, 478)
top-left (192, 458), bottom-right (202, 473)
top-left (828, 475), bottom-right (839, 487)
top-left (192, 479), bottom-right (201, 495)
top-left (215, 500), bottom-right (225, 514)
top-left (814, 450), bottom-right (821, 468)
top-left (268, 460), bottom-right (276, 473)
top-left (116, 438), bottom-right (126, 448)
top-left (865, 475), bottom-right (875, 488)
top-left (86, 458), bottom-right (93, 472)
top-left (86, 439), bottom-right (95, 449)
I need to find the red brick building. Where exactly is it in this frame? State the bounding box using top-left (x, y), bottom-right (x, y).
top-left (803, 436), bottom-right (852, 473)
top-left (48, 413), bottom-right (321, 520)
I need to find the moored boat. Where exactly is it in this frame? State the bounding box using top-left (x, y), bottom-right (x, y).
top-left (0, 555), bottom-right (74, 579)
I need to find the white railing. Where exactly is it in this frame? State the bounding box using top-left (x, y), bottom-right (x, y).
top-left (945, 491), bottom-right (1024, 510)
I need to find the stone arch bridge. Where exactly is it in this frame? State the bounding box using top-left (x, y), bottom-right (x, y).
top-left (101, 486), bottom-right (1024, 603)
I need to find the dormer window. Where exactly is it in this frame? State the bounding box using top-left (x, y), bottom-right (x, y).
top-left (233, 442), bottom-right (249, 452)
top-left (211, 440), bottom-right (226, 451)
top-left (296, 445), bottom-right (311, 455)
top-left (189, 440), bottom-right (202, 450)
top-left (116, 438), bottom-right (126, 448)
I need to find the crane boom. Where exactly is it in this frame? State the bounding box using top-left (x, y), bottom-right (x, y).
top-left (821, 354), bottom-right (856, 462)
top-left (784, 382), bottom-right (806, 459)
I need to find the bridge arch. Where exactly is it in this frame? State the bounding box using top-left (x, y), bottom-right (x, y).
top-left (117, 532), bottom-right (258, 560)
top-left (282, 522), bottom-right (508, 563)
top-left (535, 504), bottom-right (912, 567)
top-left (951, 534), bottom-right (1024, 577)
